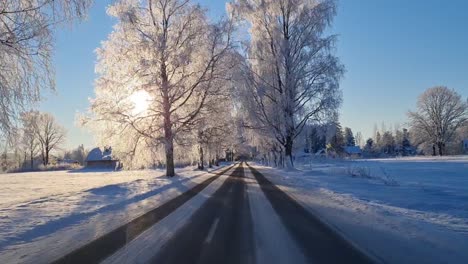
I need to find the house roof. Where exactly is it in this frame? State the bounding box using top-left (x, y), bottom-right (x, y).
top-left (344, 146), bottom-right (362, 154)
top-left (86, 147), bottom-right (116, 162)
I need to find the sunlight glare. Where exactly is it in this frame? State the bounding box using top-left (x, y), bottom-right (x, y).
top-left (130, 90), bottom-right (151, 115)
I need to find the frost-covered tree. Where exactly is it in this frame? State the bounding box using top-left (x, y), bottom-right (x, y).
top-left (231, 0), bottom-right (344, 167)
top-left (20, 111), bottom-right (40, 169)
top-left (355, 131), bottom-right (363, 147)
top-left (64, 144), bottom-right (87, 165)
top-left (86, 0), bottom-right (234, 176)
top-left (195, 109), bottom-right (234, 169)
top-left (193, 70), bottom-right (238, 170)
top-left (408, 87), bottom-right (467, 156)
top-left (375, 131), bottom-right (382, 150)
top-left (381, 131), bottom-right (395, 154)
top-left (0, 0), bottom-right (92, 135)
top-left (34, 113), bottom-right (66, 166)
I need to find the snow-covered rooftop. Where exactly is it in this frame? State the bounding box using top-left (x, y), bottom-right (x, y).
top-left (344, 146), bottom-right (362, 154)
top-left (86, 147), bottom-right (115, 162)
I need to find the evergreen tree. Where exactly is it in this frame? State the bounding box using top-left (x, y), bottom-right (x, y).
top-left (401, 128), bottom-right (412, 155)
top-left (328, 123), bottom-right (345, 154)
top-left (309, 127), bottom-right (325, 153)
top-left (344, 127), bottom-right (355, 146)
top-left (381, 131), bottom-right (395, 154)
top-left (365, 138), bottom-right (374, 151)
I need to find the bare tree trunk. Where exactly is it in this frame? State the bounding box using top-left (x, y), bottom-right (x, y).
top-left (165, 140), bottom-right (175, 176)
top-left (163, 114), bottom-right (175, 176)
top-left (45, 146), bottom-right (50, 166)
top-left (215, 152), bottom-right (219, 166)
top-left (198, 144), bottom-right (204, 170)
top-left (30, 149), bottom-right (34, 169)
top-left (161, 42), bottom-right (175, 176)
top-left (285, 136), bottom-right (294, 168)
top-left (163, 105), bottom-right (175, 176)
top-left (438, 142), bottom-right (444, 156)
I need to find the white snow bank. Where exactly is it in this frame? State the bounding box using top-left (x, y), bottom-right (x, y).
top-left (0, 164), bottom-right (230, 264)
top-left (253, 156), bottom-right (468, 264)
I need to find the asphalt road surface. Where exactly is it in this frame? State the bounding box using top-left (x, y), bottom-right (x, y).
top-left (149, 162), bottom-right (375, 264)
top-left (150, 163), bottom-right (255, 264)
top-left (53, 162), bottom-right (377, 264)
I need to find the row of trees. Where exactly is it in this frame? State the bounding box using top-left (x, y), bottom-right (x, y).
top-left (363, 127), bottom-right (413, 156)
top-left (303, 86), bottom-right (467, 158)
top-left (360, 87), bottom-right (467, 157)
top-left (82, 0), bottom-right (343, 174)
top-left (408, 87), bottom-right (467, 156)
top-left (0, 0), bottom-right (92, 136)
top-left (0, 1), bottom-right (92, 171)
top-left (1, 112), bottom-right (66, 171)
top-left (232, 0), bottom-right (344, 168)
top-left (2, 1), bottom-right (465, 174)
top-left (80, 0), bottom-right (241, 175)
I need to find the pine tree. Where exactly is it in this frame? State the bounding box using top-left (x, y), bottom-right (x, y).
top-left (309, 127), bottom-right (324, 153)
top-left (402, 128), bottom-right (412, 155)
top-left (344, 127), bottom-right (355, 146)
top-left (328, 123), bottom-right (345, 154)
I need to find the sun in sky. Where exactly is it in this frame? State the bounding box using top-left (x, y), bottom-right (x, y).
top-left (129, 90), bottom-right (152, 115)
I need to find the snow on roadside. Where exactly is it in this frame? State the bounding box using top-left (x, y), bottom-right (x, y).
top-left (0, 164), bottom-right (230, 264)
top-left (253, 156), bottom-right (468, 264)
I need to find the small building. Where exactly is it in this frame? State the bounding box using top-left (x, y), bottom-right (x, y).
top-left (85, 146), bottom-right (120, 169)
top-left (344, 146), bottom-right (362, 158)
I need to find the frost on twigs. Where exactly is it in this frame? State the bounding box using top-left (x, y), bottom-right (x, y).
top-left (0, 0), bottom-right (93, 134)
top-left (84, 0), bottom-right (235, 175)
top-left (231, 0), bottom-right (344, 168)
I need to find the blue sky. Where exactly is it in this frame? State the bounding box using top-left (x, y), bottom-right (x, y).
top-left (41, 0), bottom-right (468, 149)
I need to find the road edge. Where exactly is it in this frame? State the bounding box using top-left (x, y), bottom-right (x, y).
top-left (246, 163), bottom-right (387, 264)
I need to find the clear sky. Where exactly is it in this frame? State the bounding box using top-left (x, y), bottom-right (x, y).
top-left (41, 0), bottom-right (468, 149)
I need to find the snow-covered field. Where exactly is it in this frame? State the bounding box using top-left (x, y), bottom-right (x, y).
top-left (0, 165), bottom-right (229, 263)
top-left (255, 156), bottom-right (468, 264)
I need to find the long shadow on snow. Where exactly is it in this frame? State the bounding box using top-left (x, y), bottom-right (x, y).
top-left (0, 173), bottom-right (206, 249)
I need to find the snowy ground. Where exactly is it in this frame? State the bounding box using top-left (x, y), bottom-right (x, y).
top-left (0, 165), bottom-right (230, 264)
top-left (254, 156), bottom-right (468, 264)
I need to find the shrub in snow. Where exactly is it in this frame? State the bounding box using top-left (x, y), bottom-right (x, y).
top-left (347, 166), bottom-right (372, 179)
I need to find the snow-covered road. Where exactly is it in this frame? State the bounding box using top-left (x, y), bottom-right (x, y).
top-left (1, 157), bottom-right (467, 264)
top-left (103, 163), bottom-right (373, 264)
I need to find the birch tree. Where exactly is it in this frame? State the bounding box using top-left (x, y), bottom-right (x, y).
top-left (0, 0), bottom-right (92, 135)
top-left (408, 86), bottom-right (467, 156)
top-left (88, 0), bottom-right (233, 176)
top-left (20, 111), bottom-right (40, 169)
top-left (231, 0), bottom-right (344, 167)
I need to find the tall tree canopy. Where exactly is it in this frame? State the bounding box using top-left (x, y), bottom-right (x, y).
top-left (408, 86), bottom-right (467, 156)
top-left (231, 0), bottom-right (344, 167)
top-left (87, 0), bottom-right (234, 176)
top-left (0, 0), bottom-right (92, 134)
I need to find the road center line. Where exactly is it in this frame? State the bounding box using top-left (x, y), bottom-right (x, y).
top-left (204, 217), bottom-right (220, 244)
